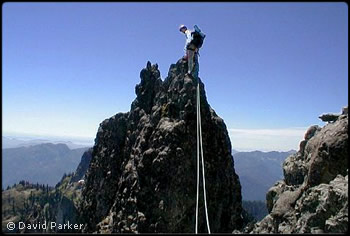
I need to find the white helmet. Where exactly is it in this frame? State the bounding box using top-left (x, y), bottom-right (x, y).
top-left (179, 24), bottom-right (187, 31)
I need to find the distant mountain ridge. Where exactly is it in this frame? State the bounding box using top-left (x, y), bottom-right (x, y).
top-left (2, 143), bottom-right (90, 188)
top-left (2, 136), bottom-right (92, 149)
top-left (233, 150), bottom-right (296, 201)
top-left (2, 147), bottom-right (94, 233)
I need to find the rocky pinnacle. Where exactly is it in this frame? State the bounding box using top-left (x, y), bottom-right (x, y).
top-left (79, 58), bottom-right (243, 233)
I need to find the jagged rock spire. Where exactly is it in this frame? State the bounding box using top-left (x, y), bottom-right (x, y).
top-left (80, 58), bottom-right (243, 233)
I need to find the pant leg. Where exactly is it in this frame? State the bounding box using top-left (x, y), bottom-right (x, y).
top-left (187, 49), bottom-right (195, 73)
top-left (193, 53), bottom-right (199, 78)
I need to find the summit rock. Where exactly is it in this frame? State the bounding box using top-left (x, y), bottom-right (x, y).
top-left (79, 58), bottom-right (243, 233)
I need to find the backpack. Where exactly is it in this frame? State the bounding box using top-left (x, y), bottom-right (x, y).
top-left (191, 27), bottom-right (205, 49)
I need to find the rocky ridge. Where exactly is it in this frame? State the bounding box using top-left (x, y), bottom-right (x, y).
top-left (244, 106), bottom-right (348, 233)
top-left (79, 58), bottom-right (243, 233)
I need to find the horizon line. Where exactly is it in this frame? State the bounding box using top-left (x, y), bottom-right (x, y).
top-left (4, 126), bottom-right (310, 140)
top-left (2, 131), bottom-right (95, 141)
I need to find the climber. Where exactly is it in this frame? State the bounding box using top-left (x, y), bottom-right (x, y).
top-left (179, 24), bottom-right (206, 77)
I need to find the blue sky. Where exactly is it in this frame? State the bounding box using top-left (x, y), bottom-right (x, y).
top-left (2, 2), bottom-right (348, 151)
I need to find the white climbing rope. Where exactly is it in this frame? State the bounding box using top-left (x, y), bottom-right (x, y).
top-left (196, 82), bottom-right (211, 234)
top-left (196, 83), bottom-right (200, 233)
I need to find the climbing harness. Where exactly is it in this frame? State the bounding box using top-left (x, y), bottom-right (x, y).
top-left (196, 82), bottom-right (211, 234)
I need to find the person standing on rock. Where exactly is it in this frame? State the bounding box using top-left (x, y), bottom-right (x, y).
top-left (179, 24), bottom-right (205, 77)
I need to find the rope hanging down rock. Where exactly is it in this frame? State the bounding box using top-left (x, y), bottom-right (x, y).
top-left (196, 82), bottom-right (211, 234)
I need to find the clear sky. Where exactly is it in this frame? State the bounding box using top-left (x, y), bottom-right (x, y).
top-left (2, 2), bottom-right (348, 151)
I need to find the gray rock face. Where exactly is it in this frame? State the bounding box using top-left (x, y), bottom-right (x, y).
top-left (79, 58), bottom-right (243, 233)
top-left (70, 148), bottom-right (93, 183)
top-left (342, 106), bottom-right (348, 115)
top-left (319, 113), bottom-right (340, 123)
top-left (247, 109), bottom-right (348, 233)
top-left (319, 106), bottom-right (348, 123)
